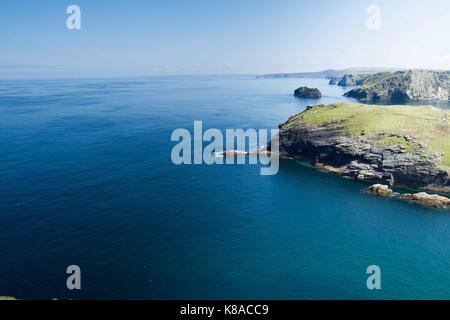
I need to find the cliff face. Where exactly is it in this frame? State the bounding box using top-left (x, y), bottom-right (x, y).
top-left (337, 74), bottom-right (367, 87)
top-left (328, 77), bottom-right (339, 85)
top-left (278, 103), bottom-right (450, 191)
top-left (345, 71), bottom-right (450, 101)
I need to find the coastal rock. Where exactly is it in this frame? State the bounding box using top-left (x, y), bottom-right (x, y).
top-left (215, 150), bottom-right (248, 157)
top-left (315, 163), bottom-right (344, 174)
top-left (248, 150), bottom-right (278, 157)
top-left (216, 150), bottom-right (277, 158)
top-left (345, 70), bottom-right (450, 101)
top-left (366, 184), bottom-right (393, 197)
top-left (364, 184), bottom-right (450, 208)
top-left (400, 192), bottom-right (450, 209)
top-left (294, 87), bottom-right (322, 99)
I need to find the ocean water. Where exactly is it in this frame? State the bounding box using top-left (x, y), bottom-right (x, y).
top-left (1, 75), bottom-right (450, 300)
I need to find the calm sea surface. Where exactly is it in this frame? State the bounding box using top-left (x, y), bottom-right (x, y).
top-left (1, 75), bottom-right (450, 299)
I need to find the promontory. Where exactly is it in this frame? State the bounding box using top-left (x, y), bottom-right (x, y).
top-left (278, 103), bottom-right (450, 193)
top-left (345, 70), bottom-right (450, 101)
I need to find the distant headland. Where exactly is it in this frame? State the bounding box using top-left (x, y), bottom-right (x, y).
top-left (260, 68), bottom-right (450, 102)
top-left (258, 68), bottom-right (402, 80)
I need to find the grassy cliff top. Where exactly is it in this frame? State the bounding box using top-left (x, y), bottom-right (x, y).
top-left (356, 71), bottom-right (403, 89)
top-left (283, 103), bottom-right (450, 168)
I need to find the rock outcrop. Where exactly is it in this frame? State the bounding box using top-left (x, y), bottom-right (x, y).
top-left (215, 150), bottom-right (247, 157)
top-left (278, 103), bottom-right (450, 193)
top-left (345, 70), bottom-right (450, 101)
top-left (337, 74), bottom-right (367, 87)
top-left (294, 87), bottom-right (322, 99)
top-left (215, 150), bottom-right (275, 157)
top-left (400, 192), bottom-right (450, 209)
top-left (366, 184), bottom-right (393, 197)
top-left (365, 184), bottom-right (450, 208)
top-left (328, 77), bottom-right (340, 85)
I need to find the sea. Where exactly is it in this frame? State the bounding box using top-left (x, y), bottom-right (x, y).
top-left (1, 75), bottom-right (450, 299)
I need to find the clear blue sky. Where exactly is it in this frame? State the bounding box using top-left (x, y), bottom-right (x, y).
top-left (1, 0), bottom-right (450, 78)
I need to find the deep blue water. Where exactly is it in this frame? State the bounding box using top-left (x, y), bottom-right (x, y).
top-left (1, 75), bottom-right (450, 300)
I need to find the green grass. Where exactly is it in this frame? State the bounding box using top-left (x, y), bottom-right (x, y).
top-left (355, 71), bottom-right (411, 90)
top-left (0, 296), bottom-right (16, 300)
top-left (283, 103), bottom-right (450, 168)
top-left (377, 135), bottom-right (422, 153)
top-left (358, 72), bottom-right (395, 88)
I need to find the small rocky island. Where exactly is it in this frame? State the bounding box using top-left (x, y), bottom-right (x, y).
top-left (345, 70), bottom-right (450, 101)
top-left (277, 103), bottom-right (450, 207)
top-left (294, 87), bottom-right (322, 99)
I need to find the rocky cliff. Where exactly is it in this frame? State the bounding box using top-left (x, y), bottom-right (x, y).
top-left (345, 70), bottom-right (450, 101)
top-left (337, 74), bottom-right (367, 87)
top-left (328, 77), bottom-right (340, 85)
top-left (278, 103), bottom-right (450, 192)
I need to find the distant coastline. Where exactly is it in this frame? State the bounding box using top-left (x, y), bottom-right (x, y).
top-left (257, 67), bottom-right (404, 79)
top-left (258, 67), bottom-right (450, 79)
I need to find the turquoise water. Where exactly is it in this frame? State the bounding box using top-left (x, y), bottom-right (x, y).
top-left (1, 75), bottom-right (450, 299)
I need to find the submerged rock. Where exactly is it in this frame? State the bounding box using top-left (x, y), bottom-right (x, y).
top-left (315, 163), bottom-right (344, 174)
top-left (294, 87), bottom-right (322, 99)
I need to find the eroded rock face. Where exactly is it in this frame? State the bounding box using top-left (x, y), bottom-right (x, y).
top-left (328, 77), bottom-right (340, 85)
top-left (294, 87), bottom-right (322, 99)
top-left (337, 74), bottom-right (366, 87)
top-left (278, 121), bottom-right (449, 190)
top-left (345, 70), bottom-right (450, 101)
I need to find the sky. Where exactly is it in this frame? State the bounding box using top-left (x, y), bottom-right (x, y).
top-left (1, 0), bottom-right (450, 78)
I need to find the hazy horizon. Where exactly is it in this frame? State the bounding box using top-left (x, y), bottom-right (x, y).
top-left (3, 66), bottom-right (450, 82)
top-left (1, 0), bottom-right (450, 79)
